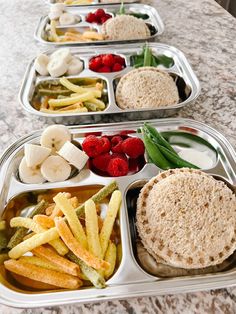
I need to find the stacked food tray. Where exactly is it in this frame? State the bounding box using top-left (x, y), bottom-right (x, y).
top-left (1, 0), bottom-right (236, 309)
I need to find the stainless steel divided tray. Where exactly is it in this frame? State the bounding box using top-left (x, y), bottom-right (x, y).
top-left (34, 4), bottom-right (164, 46)
top-left (19, 43), bottom-right (200, 124)
top-left (1, 118), bottom-right (236, 308)
top-left (45, 0), bottom-right (139, 7)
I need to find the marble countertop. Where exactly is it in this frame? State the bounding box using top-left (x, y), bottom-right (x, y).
top-left (1, 0), bottom-right (236, 312)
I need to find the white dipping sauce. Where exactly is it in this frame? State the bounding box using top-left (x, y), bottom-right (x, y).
top-left (178, 148), bottom-right (214, 169)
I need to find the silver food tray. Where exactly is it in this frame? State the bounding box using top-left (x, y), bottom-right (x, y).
top-left (34, 4), bottom-right (164, 47)
top-left (19, 43), bottom-right (200, 124)
top-left (45, 0), bottom-right (139, 7)
top-left (1, 118), bottom-right (236, 308)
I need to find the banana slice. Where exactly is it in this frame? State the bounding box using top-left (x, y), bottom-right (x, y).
top-left (51, 3), bottom-right (66, 13)
top-left (35, 54), bottom-right (49, 76)
top-left (58, 141), bottom-right (89, 170)
top-left (66, 57), bottom-right (83, 76)
top-left (41, 156), bottom-right (71, 182)
top-left (49, 10), bottom-right (61, 20)
top-left (40, 125), bottom-right (71, 153)
top-left (59, 13), bottom-right (76, 26)
top-left (47, 57), bottom-right (68, 77)
top-left (50, 48), bottom-right (72, 63)
top-left (19, 157), bottom-right (45, 184)
top-left (24, 144), bottom-right (51, 168)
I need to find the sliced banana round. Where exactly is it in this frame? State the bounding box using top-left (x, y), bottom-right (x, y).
top-left (59, 13), bottom-right (76, 26)
top-left (41, 155), bottom-right (71, 183)
top-left (47, 57), bottom-right (68, 77)
top-left (50, 3), bottom-right (66, 13)
top-left (50, 48), bottom-right (72, 63)
top-left (40, 125), bottom-right (71, 153)
top-left (66, 57), bottom-right (83, 76)
top-left (35, 54), bottom-right (50, 76)
top-left (24, 144), bottom-right (51, 168)
top-left (58, 141), bottom-right (89, 170)
top-left (19, 157), bottom-right (45, 184)
top-left (49, 10), bottom-right (62, 20)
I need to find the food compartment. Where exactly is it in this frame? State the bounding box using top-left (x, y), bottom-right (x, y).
top-left (88, 53), bottom-right (126, 73)
top-left (113, 72), bottom-right (193, 111)
top-left (30, 77), bottom-right (108, 114)
top-left (125, 179), bottom-right (236, 278)
top-left (0, 183), bottom-right (122, 293)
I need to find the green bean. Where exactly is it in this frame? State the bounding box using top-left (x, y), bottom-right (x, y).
top-left (157, 144), bottom-right (199, 169)
top-left (7, 200), bottom-right (47, 249)
top-left (67, 252), bottom-right (106, 289)
top-left (143, 123), bottom-right (177, 154)
top-left (143, 132), bottom-right (172, 170)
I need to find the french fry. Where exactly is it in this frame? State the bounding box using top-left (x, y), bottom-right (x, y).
top-left (67, 252), bottom-right (105, 288)
top-left (55, 219), bottom-right (109, 271)
top-left (8, 200), bottom-right (47, 249)
top-left (54, 193), bottom-right (87, 249)
top-left (8, 227), bottom-right (59, 259)
top-left (89, 98), bottom-right (106, 110)
top-left (11, 272), bottom-right (58, 290)
top-left (0, 221), bottom-right (6, 231)
top-left (32, 246), bottom-right (80, 277)
top-left (33, 215), bottom-right (55, 229)
top-left (85, 199), bottom-right (102, 258)
top-left (19, 256), bottom-right (63, 273)
top-left (10, 217), bottom-right (68, 256)
top-left (75, 181), bottom-right (118, 218)
top-left (50, 194), bottom-right (76, 219)
top-left (50, 20), bottom-right (59, 42)
top-left (4, 259), bottom-right (82, 289)
top-left (45, 204), bottom-right (55, 216)
top-left (82, 31), bottom-right (104, 41)
top-left (100, 190), bottom-right (122, 258)
top-left (48, 92), bottom-right (95, 108)
top-left (104, 242), bottom-right (117, 279)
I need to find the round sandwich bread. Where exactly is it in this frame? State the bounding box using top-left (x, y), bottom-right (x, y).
top-left (136, 168), bottom-right (236, 269)
top-left (116, 67), bottom-right (179, 110)
top-left (101, 15), bottom-right (150, 41)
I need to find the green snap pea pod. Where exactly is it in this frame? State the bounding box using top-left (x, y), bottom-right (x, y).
top-left (157, 144), bottom-right (199, 169)
top-left (143, 45), bottom-right (152, 67)
top-left (7, 200), bottom-right (47, 249)
top-left (151, 55), bottom-right (158, 67)
top-left (144, 123), bottom-right (177, 154)
top-left (67, 252), bottom-right (106, 289)
top-left (119, 1), bottom-right (125, 14)
top-left (143, 132), bottom-right (172, 170)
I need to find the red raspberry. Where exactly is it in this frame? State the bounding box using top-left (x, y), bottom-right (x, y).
top-left (101, 14), bottom-right (112, 24)
top-left (86, 12), bottom-right (96, 23)
top-left (97, 66), bottom-right (111, 73)
top-left (111, 136), bottom-right (123, 153)
top-left (113, 55), bottom-right (125, 65)
top-left (94, 8), bottom-right (105, 19)
top-left (89, 56), bottom-right (102, 71)
top-left (92, 153), bottom-right (112, 172)
top-left (102, 54), bottom-right (115, 68)
top-left (82, 135), bottom-right (104, 157)
top-left (111, 152), bottom-right (128, 162)
top-left (121, 137), bottom-right (145, 158)
top-left (100, 136), bottom-right (111, 153)
top-left (112, 63), bottom-right (123, 72)
top-left (107, 158), bottom-right (129, 177)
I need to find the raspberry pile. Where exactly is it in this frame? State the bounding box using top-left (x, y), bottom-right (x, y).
top-left (89, 54), bottom-right (125, 73)
top-left (82, 134), bottom-right (145, 177)
top-left (86, 9), bottom-right (112, 25)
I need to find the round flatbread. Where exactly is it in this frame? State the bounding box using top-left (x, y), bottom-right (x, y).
top-left (136, 168), bottom-right (236, 269)
top-left (101, 15), bottom-right (150, 41)
top-left (116, 67), bottom-right (179, 110)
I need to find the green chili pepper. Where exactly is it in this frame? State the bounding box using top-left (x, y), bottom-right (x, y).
top-left (119, 1), bottom-right (125, 15)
